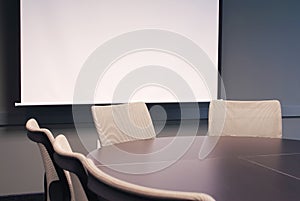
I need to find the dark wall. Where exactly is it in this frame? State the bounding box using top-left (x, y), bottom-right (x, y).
top-left (0, 0), bottom-right (24, 125)
top-left (1, 0), bottom-right (300, 126)
top-left (221, 0), bottom-right (300, 116)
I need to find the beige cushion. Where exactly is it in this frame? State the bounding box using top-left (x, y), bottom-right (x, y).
top-left (91, 102), bottom-right (156, 146)
top-left (208, 100), bottom-right (282, 138)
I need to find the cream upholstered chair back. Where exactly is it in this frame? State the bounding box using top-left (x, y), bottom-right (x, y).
top-left (26, 118), bottom-right (74, 201)
top-left (53, 135), bottom-right (97, 201)
top-left (91, 102), bottom-right (156, 147)
top-left (208, 100), bottom-right (282, 138)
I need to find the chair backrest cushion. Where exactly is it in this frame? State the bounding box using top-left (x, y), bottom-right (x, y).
top-left (208, 100), bottom-right (282, 138)
top-left (53, 134), bottom-right (97, 201)
top-left (91, 102), bottom-right (156, 146)
top-left (26, 118), bottom-right (73, 201)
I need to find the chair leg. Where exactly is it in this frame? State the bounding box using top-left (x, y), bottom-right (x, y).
top-left (44, 173), bottom-right (47, 201)
top-left (49, 180), bottom-right (71, 201)
top-left (49, 180), bottom-right (64, 201)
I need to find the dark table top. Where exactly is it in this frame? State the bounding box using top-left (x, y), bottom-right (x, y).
top-left (88, 136), bottom-right (300, 201)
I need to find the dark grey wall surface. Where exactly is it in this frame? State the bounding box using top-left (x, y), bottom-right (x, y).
top-left (221, 0), bottom-right (300, 116)
top-left (0, 0), bottom-right (300, 195)
top-left (0, 0), bottom-right (24, 125)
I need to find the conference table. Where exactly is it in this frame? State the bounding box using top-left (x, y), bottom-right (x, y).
top-left (88, 136), bottom-right (300, 201)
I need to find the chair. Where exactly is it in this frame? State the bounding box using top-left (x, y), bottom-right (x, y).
top-left (25, 118), bottom-right (74, 201)
top-left (208, 100), bottom-right (282, 138)
top-left (91, 102), bottom-right (156, 147)
top-left (53, 135), bottom-right (215, 201)
top-left (53, 135), bottom-right (98, 201)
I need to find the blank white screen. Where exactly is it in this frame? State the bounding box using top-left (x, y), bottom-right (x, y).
top-left (20, 0), bottom-right (219, 105)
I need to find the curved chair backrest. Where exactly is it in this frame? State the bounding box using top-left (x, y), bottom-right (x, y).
top-left (53, 135), bottom-right (98, 201)
top-left (208, 100), bottom-right (282, 138)
top-left (91, 102), bottom-right (156, 147)
top-left (53, 136), bottom-right (215, 201)
top-left (26, 118), bottom-right (73, 201)
top-left (85, 159), bottom-right (215, 201)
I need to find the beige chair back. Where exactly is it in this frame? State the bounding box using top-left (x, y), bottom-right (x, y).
top-left (91, 102), bottom-right (156, 146)
top-left (26, 118), bottom-right (74, 201)
top-left (208, 100), bottom-right (282, 138)
top-left (53, 135), bottom-right (98, 201)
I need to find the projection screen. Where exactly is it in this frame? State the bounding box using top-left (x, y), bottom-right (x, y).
top-left (19, 0), bottom-right (219, 105)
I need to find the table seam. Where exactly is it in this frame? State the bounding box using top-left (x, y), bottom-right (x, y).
top-left (239, 157), bottom-right (300, 181)
top-left (240, 152), bottom-right (300, 158)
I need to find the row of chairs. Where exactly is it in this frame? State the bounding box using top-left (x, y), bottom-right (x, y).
top-left (91, 100), bottom-right (282, 148)
top-left (26, 100), bottom-right (282, 201)
top-left (26, 118), bottom-right (215, 201)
